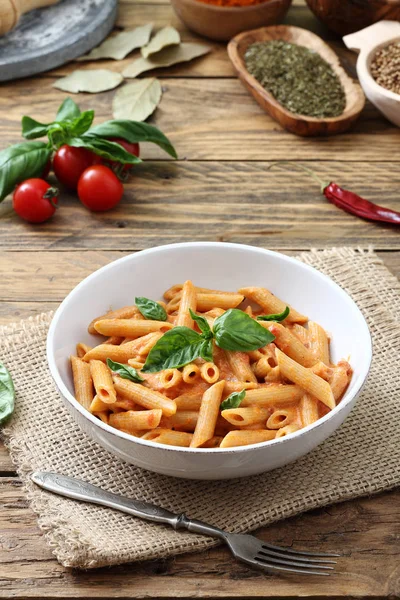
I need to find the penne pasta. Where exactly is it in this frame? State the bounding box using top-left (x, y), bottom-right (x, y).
top-left (175, 280), bottom-right (197, 328)
top-left (182, 363), bottom-right (201, 384)
top-left (88, 305), bottom-right (140, 334)
top-left (238, 287), bottom-right (307, 324)
top-left (220, 429), bottom-right (276, 448)
top-left (142, 428), bottom-right (193, 447)
top-left (291, 324), bottom-right (311, 346)
top-left (276, 349), bottom-right (335, 410)
top-left (275, 423), bottom-right (300, 438)
top-left (83, 341), bottom-right (143, 363)
top-left (221, 407), bottom-right (270, 427)
top-left (191, 380), bottom-right (225, 448)
top-left (95, 411), bottom-right (109, 424)
top-left (76, 342), bottom-right (92, 359)
top-left (104, 336), bottom-right (123, 345)
top-left (308, 321), bottom-right (330, 365)
top-left (199, 435), bottom-right (223, 448)
top-left (71, 356), bottom-right (94, 411)
top-left (159, 368), bottom-right (183, 389)
top-left (267, 407), bottom-right (297, 429)
top-left (112, 376), bottom-right (177, 416)
top-left (329, 361), bottom-right (352, 401)
top-left (299, 394), bottom-right (319, 427)
top-left (240, 384), bottom-right (304, 407)
top-left (224, 351), bottom-right (258, 384)
top-left (200, 362), bottom-right (220, 384)
top-left (261, 322), bottom-right (316, 367)
top-left (174, 392), bottom-right (203, 411)
top-left (93, 319), bottom-right (172, 338)
top-left (109, 409), bottom-right (162, 433)
top-left (90, 359), bottom-right (117, 405)
top-left (161, 410), bottom-right (198, 432)
top-left (89, 394), bottom-right (110, 414)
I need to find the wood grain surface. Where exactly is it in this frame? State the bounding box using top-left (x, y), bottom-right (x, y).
top-left (0, 0), bottom-right (399, 598)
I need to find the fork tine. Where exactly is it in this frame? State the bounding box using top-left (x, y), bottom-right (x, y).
top-left (250, 560), bottom-right (331, 577)
top-left (259, 547), bottom-right (337, 564)
top-left (256, 553), bottom-right (334, 571)
top-left (262, 542), bottom-right (341, 558)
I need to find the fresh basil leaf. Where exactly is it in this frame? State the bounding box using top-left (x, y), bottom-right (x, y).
top-left (142, 327), bottom-right (204, 373)
top-left (0, 362), bottom-right (15, 425)
top-left (69, 111), bottom-right (95, 137)
top-left (86, 120), bottom-right (177, 158)
top-left (56, 98), bottom-right (81, 122)
top-left (106, 358), bottom-right (144, 383)
top-left (135, 297), bottom-right (167, 321)
top-left (256, 306), bottom-right (290, 322)
top-left (189, 309), bottom-right (212, 338)
top-left (200, 338), bottom-right (214, 363)
top-left (213, 309), bottom-right (275, 352)
top-left (69, 136), bottom-right (142, 164)
top-left (220, 389), bottom-right (245, 411)
top-left (0, 142), bottom-right (52, 202)
top-left (21, 116), bottom-right (52, 140)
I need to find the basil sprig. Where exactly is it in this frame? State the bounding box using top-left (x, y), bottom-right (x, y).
top-left (0, 362), bottom-right (15, 425)
top-left (221, 389), bottom-right (246, 411)
top-left (106, 359), bottom-right (144, 383)
top-left (86, 120), bottom-right (178, 159)
top-left (141, 327), bottom-right (212, 373)
top-left (256, 306), bottom-right (290, 322)
top-left (143, 308), bottom-right (275, 373)
top-left (135, 297), bottom-right (167, 321)
top-left (213, 309), bottom-right (275, 352)
top-left (0, 98), bottom-right (177, 204)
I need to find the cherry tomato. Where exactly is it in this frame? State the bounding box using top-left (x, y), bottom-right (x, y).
top-left (108, 137), bottom-right (140, 171)
top-left (41, 159), bottom-right (52, 179)
top-left (53, 145), bottom-right (101, 190)
top-left (13, 179), bottom-right (58, 224)
top-left (77, 165), bottom-right (123, 212)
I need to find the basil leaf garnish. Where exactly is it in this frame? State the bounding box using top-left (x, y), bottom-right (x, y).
top-left (142, 327), bottom-right (204, 373)
top-left (0, 362), bottom-right (15, 425)
top-left (200, 338), bottom-right (214, 363)
top-left (213, 309), bottom-right (275, 352)
top-left (189, 309), bottom-right (212, 338)
top-left (55, 98), bottom-right (81, 122)
top-left (69, 136), bottom-right (142, 165)
top-left (106, 359), bottom-right (144, 383)
top-left (135, 297), bottom-right (167, 321)
top-left (221, 389), bottom-right (245, 411)
top-left (0, 142), bottom-right (52, 202)
top-left (87, 120), bottom-right (177, 158)
top-left (21, 116), bottom-right (52, 140)
top-left (256, 306), bottom-right (290, 322)
top-left (69, 111), bottom-right (95, 137)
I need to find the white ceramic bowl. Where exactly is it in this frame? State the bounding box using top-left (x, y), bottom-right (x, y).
top-left (47, 243), bottom-right (372, 480)
top-left (344, 20), bottom-right (400, 127)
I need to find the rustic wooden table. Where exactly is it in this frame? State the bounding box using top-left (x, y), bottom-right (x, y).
top-left (1, 0), bottom-right (399, 598)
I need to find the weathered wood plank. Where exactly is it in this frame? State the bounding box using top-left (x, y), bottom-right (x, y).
top-left (0, 162), bottom-right (399, 251)
top-left (0, 477), bottom-right (399, 598)
top-left (0, 77), bottom-right (396, 164)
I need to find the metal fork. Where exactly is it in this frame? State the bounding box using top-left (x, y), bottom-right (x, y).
top-left (31, 472), bottom-right (339, 576)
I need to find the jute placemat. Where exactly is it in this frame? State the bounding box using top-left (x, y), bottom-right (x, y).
top-left (2, 248), bottom-right (400, 569)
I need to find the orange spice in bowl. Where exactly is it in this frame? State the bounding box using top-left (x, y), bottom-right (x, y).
top-left (195, 0), bottom-right (273, 6)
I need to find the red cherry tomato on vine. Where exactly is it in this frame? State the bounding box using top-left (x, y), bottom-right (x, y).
top-left (13, 179), bottom-right (58, 224)
top-left (53, 145), bottom-right (101, 190)
top-left (108, 137), bottom-right (140, 171)
top-left (41, 159), bottom-right (52, 179)
top-left (77, 165), bottom-right (123, 212)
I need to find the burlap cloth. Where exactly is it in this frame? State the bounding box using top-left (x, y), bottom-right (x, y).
top-left (2, 248), bottom-right (400, 569)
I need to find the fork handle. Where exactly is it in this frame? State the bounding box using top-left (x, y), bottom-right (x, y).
top-left (31, 472), bottom-right (227, 541)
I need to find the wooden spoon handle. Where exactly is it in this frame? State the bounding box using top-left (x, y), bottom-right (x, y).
top-left (0, 0), bottom-right (58, 36)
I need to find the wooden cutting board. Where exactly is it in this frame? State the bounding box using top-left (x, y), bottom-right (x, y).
top-left (0, 0), bottom-right (117, 82)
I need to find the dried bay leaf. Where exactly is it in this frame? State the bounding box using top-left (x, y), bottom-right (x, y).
top-left (112, 78), bottom-right (162, 122)
top-left (78, 24), bottom-right (153, 61)
top-left (53, 70), bottom-right (124, 94)
top-left (141, 26), bottom-right (180, 59)
top-left (123, 43), bottom-right (211, 78)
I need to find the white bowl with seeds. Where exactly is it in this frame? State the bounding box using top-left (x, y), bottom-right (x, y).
top-left (344, 20), bottom-right (400, 127)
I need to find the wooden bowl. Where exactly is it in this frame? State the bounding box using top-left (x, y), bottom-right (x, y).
top-left (169, 0), bottom-right (292, 42)
top-left (304, 0), bottom-right (400, 37)
top-left (227, 25), bottom-right (365, 136)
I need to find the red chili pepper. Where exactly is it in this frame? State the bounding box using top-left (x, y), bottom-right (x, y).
top-left (269, 163), bottom-right (400, 225)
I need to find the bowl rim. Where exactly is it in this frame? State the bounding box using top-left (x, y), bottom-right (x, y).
top-left (171, 0), bottom-right (291, 13)
top-left (47, 242), bottom-right (372, 455)
top-left (360, 34), bottom-right (400, 102)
